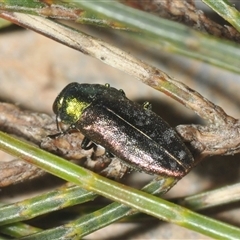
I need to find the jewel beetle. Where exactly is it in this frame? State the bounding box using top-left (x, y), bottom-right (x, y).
top-left (53, 82), bottom-right (194, 178)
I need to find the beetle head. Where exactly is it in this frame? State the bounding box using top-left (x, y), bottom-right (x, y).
top-left (53, 82), bottom-right (99, 128)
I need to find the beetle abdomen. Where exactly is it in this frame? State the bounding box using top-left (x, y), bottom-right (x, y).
top-left (78, 91), bottom-right (194, 178)
top-left (53, 83), bottom-right (194, 178)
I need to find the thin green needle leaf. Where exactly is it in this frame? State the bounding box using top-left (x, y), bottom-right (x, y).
top-left (0, 222), bottom-right (41, 238)
top-left (18, 178), bottom-right (173, 240)
top-left (0, 1), bottom-right (239, 72)
top-left (0, 132), bottom-right (240, 239)
top-left (0, 185), bottom-right (97, 226)
top-left (64, 1), bottom-right (240, 73)
top-left (0, 12), bottom-right (234, 127)
top-left (202, 0), bottom-right (240, 32)
top-left (177, 182), bottom-right (240, 211)
top-left (0, 178), bottom-right (175, 239)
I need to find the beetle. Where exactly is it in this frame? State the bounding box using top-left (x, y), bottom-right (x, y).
top-left (53, 82), bottom-right (194, 178)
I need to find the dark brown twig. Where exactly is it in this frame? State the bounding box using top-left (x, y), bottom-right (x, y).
top-left (1, 100), bottom-right (240, 187)
top-left (0, 103), bottom-right (127, 187)
top-left (121, 0), bottom-right (240, 42)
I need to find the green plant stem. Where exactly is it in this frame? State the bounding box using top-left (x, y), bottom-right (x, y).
top-left (3, 180), bottom-right (240, 238)
top-left (0, 185), bottom-right (97, 226)
top-left (202, 0), bottom-right (240, 32)
top-left (0, 177), bottom-right (174, 238)
top-left (0, 1), bottom-right (239, 73)
top-left (18, 178), bottom-right (173, 239)
top-left (176, 182), bottom-right (240, 211)
top-left (0, 222), bottom-right (41, 238)
top-left (0, 131), bottom-right (240, 238)
top-left (0, 12), bottom-right (234, 128)
top-left (63, 1), bottom-right (240, 73)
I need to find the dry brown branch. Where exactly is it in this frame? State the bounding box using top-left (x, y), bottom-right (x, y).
top-left (0, 103), bottom-right (127, 187)
top-left (0, 12), bottom-right (235, 127)
top-left (121, 0), bottom-right (240, 42)
top-left (0, 99), bottom-right (240, 187)
top-left (177, 121), bottom-right (240, 158)
top-left (0, 8), bottom-right (239, 188)
top-left (0, 159), bottom-right (44, 187)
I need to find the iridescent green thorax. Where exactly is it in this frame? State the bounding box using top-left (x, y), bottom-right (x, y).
top-left (52, 82), bottom-right (109, 125)
top-left (64, 97), bottom-right (90, 123)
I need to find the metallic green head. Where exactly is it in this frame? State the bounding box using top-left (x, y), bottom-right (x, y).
top-left (53, 82), bottom-right (107, 128)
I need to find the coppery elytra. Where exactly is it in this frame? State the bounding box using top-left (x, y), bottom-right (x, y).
top-left (53, 82), bottom-right (194, 178)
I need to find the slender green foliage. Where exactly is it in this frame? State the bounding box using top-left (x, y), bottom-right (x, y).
top-left (0, 1), bottom-right (240, 239)
top-left (0, 1), bottom-right (240, 72)
top-left (0, 132), bottom-right (240, 239)
top-left (202, 0), bottom-right (240, 32)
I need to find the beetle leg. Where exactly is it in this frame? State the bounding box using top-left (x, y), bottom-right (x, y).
top-left (100, 156), bottom-right (128, 180)
top-left (48, 124), bottom-right (75, 139)
top-left (81, 137), bottom-right (95, 150)
top-left (48, 132), bottom-right (63, 138)
top-left (105, 151), bottom-right (114, 158)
